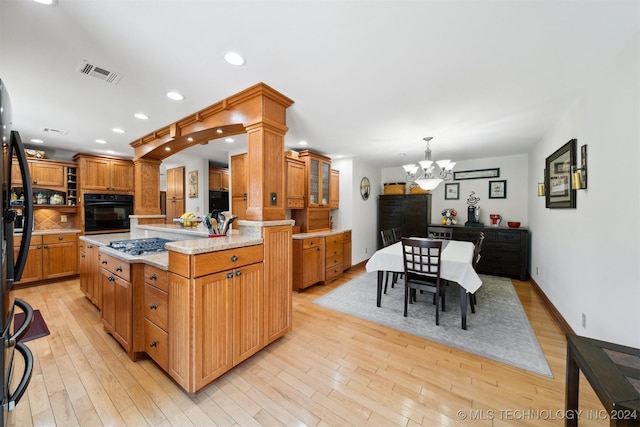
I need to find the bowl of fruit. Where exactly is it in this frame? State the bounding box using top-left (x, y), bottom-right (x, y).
top-left (173, 212), bottom-right (203, 227)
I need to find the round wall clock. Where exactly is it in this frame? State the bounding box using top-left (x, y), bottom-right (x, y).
top-left (360, 177), bottom-right (371, 200)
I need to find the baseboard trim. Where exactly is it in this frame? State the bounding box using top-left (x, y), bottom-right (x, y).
top-left (529, 277), bottom-right (574, 336)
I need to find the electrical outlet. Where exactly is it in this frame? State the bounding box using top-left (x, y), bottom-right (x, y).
top-left (270, 192), bottom-right (277, 206)
top-left (60, 215), bottom-right (67, 223)
top-left (582, 313), bottom-right (586, 328)
top-left (365, 248), bottom-right (368, 254)
top-left (196, 206), bottom-right (200, 212)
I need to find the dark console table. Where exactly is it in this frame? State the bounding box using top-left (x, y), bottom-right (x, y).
top-left (430, 225), bottom-right (529, 280)
top-left (565, 334), bottom-right (639, 426)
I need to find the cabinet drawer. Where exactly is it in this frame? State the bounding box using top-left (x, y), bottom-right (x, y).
top-left (14, 235), bottom-right (42, 247)
top-left (325, 235), bottom-right (343, 250)
top-left (99, 253), bottom-right (131, 281)
top-left (325, 264), bottom-right (343, 282)
top-left (144, 283), bottom-right (168, 331)
top-left (43, 233), bottom-right (77, 244)
top-left (343, 230), bottom-right (352, 242)
top-left (302, 238), bottom-right (322, 250)
top-left (326, 254), bottom-right (343, 268)
top-left (144, 265), bottom-right (168, 292)
top-left (497, 232), bottom-right (522, 243)
top-left (144, 318), bottom-right (168, 371)
top-left (192, 245), bottom-right (263, 277)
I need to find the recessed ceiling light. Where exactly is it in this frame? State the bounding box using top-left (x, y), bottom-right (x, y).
top-left (33, 0), bottom-right (57, 5)
top-left (166, 91), bottom-right (184, 101)
top-left (165, 147), bottom-right (171, 151)
top-left (216, 129), bottom-right (223, 134)
top-left (30, 138), bottom-right (44, 144)
top-left (299, 141), bottom-right (308, 146)
top-left (112, 128), bottom-right (126, 134)
top-left (225, 138), bottom-right (234, 143)
top-left (95, 139), bottom-right (107, 144)
top-left (223, 51), bottom-right (246, 66)
top-left (134, 112), bottom-right (150, 120)
top-left (187, 137), bottom-right (194, 142)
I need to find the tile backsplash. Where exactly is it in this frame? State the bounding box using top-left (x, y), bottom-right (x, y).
top-left (34, 210), bottom-right (78, 231)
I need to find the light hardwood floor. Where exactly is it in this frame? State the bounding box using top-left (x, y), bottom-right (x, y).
top-left (10, 265), bottom-right (610, 427)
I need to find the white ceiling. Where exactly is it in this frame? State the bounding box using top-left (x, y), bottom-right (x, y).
top-left (1, 0), bottom-right (638, 167)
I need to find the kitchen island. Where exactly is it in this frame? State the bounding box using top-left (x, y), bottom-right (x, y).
top-left (78, 220), bottom-right (293, 393)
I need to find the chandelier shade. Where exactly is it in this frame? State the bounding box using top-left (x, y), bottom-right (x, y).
top-left (403, 137), bottom-right (455, 190)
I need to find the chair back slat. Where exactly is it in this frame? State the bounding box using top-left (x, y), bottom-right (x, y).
top-left (402, 238), bottom-right (442, 279)
top-left (380, 229), bottom-right (395, 247)
top-left (390, 227), bottom-right (402, 243)
top-left (473, 232), bottom-right (485, 269)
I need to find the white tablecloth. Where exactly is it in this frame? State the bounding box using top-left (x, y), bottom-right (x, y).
top-left (365, 239), bottom-right (482, 294)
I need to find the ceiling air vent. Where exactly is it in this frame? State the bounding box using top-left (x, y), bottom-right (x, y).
top-left (42, 127), bottom-right (67, 135)
top-left (77, 60), bottom-right (123, 85)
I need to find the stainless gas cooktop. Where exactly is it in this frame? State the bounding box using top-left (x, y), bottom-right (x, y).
top-left (108, 237), bottom-right (173, 256)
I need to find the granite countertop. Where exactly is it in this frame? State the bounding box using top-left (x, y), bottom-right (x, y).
top-left (292, 228), bottom-right (350, 239)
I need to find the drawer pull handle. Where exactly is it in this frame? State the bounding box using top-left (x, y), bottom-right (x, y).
top-left (108, 276), bottom-right (115, 281)
top-left (58, 236), bottom-right (63, 240)
top-left (149, 304), bottom-right (157, 310)
top-left (236, 271), bottom-right (242, 277)
top-left (36, 245), bottom-right (41, 249)
top-left (116, 266), bottom-right (123, 272)
top-left (310, 242), bottom-right (314, 246)
top-left (88, 245), bottom-right (93, 248)
top-left (44, 245), bottom-right (49, 249)
top-left (150, 274), bottom-right (157, 280)
top-left (79, 244), bottom-right (84, 248)
top-left (227, 272), bottom-right (233, 279)
top-left (102, 260), bottom-right (108, 264)
top-left (231, 255), bottom-right (238, 262)
top-left (150, 341), bottom-right (157, 348)
top-left (81, 254), bottom-right (85, 258)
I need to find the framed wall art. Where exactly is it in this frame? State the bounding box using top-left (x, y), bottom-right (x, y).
top-left (453, 168), bottom-right (500, 180)
top-left (445, 183), bottom-right (460, 200)
top-left (188, 170), bottom-right (198, 198)
top-left (488, 180), bottom-right (507, 199)
top-left (545, 138), bottom-right (576, 208)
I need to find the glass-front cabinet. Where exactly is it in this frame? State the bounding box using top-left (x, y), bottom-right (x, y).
top-left (301, 151), bottom-right (331, 208)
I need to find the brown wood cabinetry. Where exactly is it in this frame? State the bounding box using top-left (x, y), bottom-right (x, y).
top-left (12, 159), bottom-right (77, 205)
top-left (230, 153), bottom-right (247, 220)
top-left (100, 252), bottom-right (133, 353)
top-left (285, 157), bottom-right (305, 209)
top-left (79, 241), bottom-right (101, 308)
top-left (262, 225), bottom-right (293, 345)
top-left (208, 167), bottom-right (229, 191)
top-left (377, 194), bottom-right (432, 248)
top-left (143, 265), bottom-right (169, 371)
top-left (330, 169), bottom-right (339, 209)
top-left (434, 225), bottom-right (529, 280)
top-left (168, 244), bottom-right (265, 392)
top-left (293, 237), bottom-right (324, 291)
top-left (342, 230), bottom-right (352, 271)
top-left (74, 154), bottom-right (134, 193)
top-left (14, 233), bottom-right (78, 285)
top-left (165, 166), bottom-right (185, 223)
top-left (324, 233), bottom-right (344, 282)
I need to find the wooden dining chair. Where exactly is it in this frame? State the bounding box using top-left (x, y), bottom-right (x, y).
top-left (401, 238), bottom-right (445, 325)
top-left (427, 226), bottom-right (453, 240)
top-left (390, 227), bottom-right (402, 243)
top-left (380, 229), bottom-right (399, 293)
top-left (469, 232), bottom-right (485, 313)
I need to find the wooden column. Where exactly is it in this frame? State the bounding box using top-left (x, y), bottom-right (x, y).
top-left (133, 158), bottom-right (161, 215)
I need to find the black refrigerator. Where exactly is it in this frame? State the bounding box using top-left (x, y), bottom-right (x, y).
top-left (0, 78), bottom-right (35, 426)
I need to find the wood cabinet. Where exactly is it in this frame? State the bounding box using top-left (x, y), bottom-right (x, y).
top-left (143, 265), bottom-right (169, 371)
top-left (74, 154), bottom-right (134, 193)
top-left (230, 153), bottom-right (247, 220)
top-left (14, 233), bottom-right (78, 285)
top-left (100, 253), bottom-right (133, 353)
top-left (377, 194), bottom-right (432, 248)
top-left (299, 150), bottom-right (331, 208)
top-left (342, 230), bottom-right (352, 271)
top-left (324, 233), bottom-right (343, 283)
top-left (293, 237), bottom-right (324, 291)
top-left (79, 241), bottom-right (101, 308)
top-left (168, 244), bottom-right (265, 392)
top-left (11, 159), bottom-right (77, 205)
top-left (435, 225), bottom-right (529, 280)
top-left (165, 166), bottom-right (185, 223)
top-left (285, 157), bottom-right (305, 209)
top-left (208, 167), bottom-right (229, 191)
top-left (330, 169), bottom-right (339, 209)
top-left (262, 225), bottom-right (293, 345)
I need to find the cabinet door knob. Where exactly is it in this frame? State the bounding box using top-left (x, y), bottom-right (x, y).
top-left (81, 254), bottom-right (85, 258)
top-left (231, 255), bottom-right (238, 262)
top-left (44, 245), bottom-right (49, 249)
top-left (236, 270), bottom-right (242, 277)
top-left (58, 236), bottom-right (63, 240)
top-left (149, 304), bottom-right (157, 310)
top-left (36, 245), bottom-right (41, 249)
top-left (149, 341), bottom-right (157, 348)
top-left (227, 272), bottom-right (234, 279)
top-left (150, 274), bottom-right (157, 280)
top-left (108, 276), bottom-right (115, 281)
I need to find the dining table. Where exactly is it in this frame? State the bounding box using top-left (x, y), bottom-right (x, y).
top-left (365, 238), bottom-right (482, 329)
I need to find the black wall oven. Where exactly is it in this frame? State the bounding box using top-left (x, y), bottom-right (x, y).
top-left (84, 194), bottom-right (134, 233)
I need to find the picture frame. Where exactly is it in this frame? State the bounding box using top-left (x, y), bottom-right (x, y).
top-left (444, 183), bottom-right (459, 200)
top-left (545, 138), bottom-right (576, 208)
top-left (454, 168), bottom-right (500, 180)
top-left (488, 180), bottom-right (507, 199)
top-left (188, 170), bottom-right (198, 198)
top-left (360, 177), bottom-right (370, 200)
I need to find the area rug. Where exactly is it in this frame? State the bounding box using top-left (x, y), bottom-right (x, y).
top-left (13, 309), bottom-right (50, 342)
top-left (313, 272), bottom-right (553, 377)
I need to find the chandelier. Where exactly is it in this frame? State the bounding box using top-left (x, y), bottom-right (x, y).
top-left (402, 137), bottom-right (455, 190)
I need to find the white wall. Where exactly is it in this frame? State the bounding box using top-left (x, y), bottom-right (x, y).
top-left (528, 34), bottom-right (640, 348)
top-left (162, 157), bottom-right (209, 216)
top-left (381, 153), bottom-right (529, 227)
